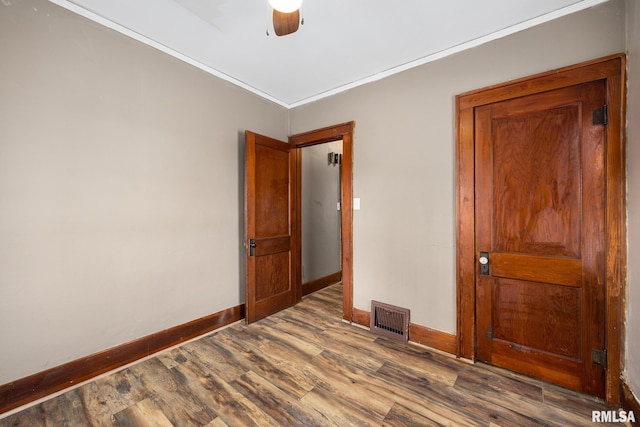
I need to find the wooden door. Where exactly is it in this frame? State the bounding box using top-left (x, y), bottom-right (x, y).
top-left (245, 131), bottom-right (298, 323)
top-left (475, 80), bottom-right (606, 397)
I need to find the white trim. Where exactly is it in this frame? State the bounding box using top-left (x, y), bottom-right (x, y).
top-left (49, 0), bottom-right (609, 109)
top-left (48, 0), bottom-right (291, 108)
top-left (287, 0), bottom-right (611, 108)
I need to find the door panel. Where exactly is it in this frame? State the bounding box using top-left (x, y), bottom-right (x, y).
top-left (492, 278), bottom-right (580, 357)
top-left (255, 144), bottom-right (291, 236)
top-left (491, 104), bottom-right (581, 257)
top-left (245, 131), bottom-right (298, 323)
top-left (475, 80), bottom-right (606, 397)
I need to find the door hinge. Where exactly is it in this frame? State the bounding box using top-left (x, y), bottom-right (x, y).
top-left (592, 105), bottom-right (608, 125)
top-left (485, 324), bottom-right (493, 340)
top-left (592, 349), bottom-right (607, 368)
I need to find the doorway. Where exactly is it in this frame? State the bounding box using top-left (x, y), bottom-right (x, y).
top-left (455, 55), bottom-right (625, 404)
top-left (300, 140), bottom-right (343, 296)
top-left (290, 122), bottom-right (355, 322)
top-left (244, 123), bottom-right (354, 323)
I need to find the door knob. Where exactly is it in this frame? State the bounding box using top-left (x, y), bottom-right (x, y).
top-left (479, 252), bottom-right (489, 275)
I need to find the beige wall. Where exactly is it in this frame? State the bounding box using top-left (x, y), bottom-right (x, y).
top-left (290, 0), bottom-right (626, 334)
top-left (625, 0), bottom-right (640, 401)
top-left (0, 0), bottom-right (288, 384)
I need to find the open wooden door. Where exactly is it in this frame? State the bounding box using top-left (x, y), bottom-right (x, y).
top-left (245, 131), bottom-right (298, 323)
top-left (475, 80), bottom-right (607, 397)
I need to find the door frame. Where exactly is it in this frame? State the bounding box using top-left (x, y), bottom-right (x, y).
top-left (290, 122), bottom-right (355, 322)
top-left (455, 55), bottom-right (626, 404)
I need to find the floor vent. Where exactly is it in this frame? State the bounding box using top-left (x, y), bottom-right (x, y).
top-left (370, 301), bottom-right (410, 342)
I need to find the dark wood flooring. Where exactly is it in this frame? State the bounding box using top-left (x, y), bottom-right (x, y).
top-left (0, 284), bottom-right (626, 426)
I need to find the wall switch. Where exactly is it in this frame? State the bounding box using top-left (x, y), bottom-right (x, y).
top-left (337, 202), bottom-right (341, 211)
top-left (354, 198), bottom-right (361, 210)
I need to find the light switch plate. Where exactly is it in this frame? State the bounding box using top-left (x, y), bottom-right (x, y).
top-left (354, 198), bottom-right (361, 210)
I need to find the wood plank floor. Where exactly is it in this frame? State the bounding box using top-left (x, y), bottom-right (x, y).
top-left (0, 284), bottom-right (626, 426)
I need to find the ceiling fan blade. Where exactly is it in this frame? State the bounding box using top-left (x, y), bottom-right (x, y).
top-left (273, 9), bottom-right (300, 36)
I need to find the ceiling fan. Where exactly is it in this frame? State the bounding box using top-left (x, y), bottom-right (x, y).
top-left (268, 0), bottom-right (303, 36)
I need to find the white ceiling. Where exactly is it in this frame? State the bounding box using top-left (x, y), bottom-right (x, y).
top-left (51, 0), bottom-right (608, 108)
